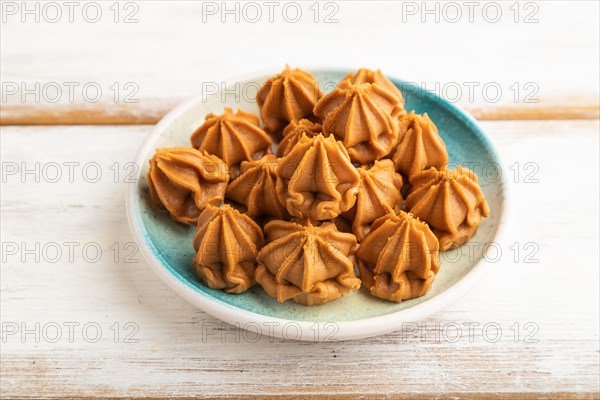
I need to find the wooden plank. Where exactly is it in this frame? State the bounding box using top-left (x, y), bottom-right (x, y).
top-left (0, 100), bottom-right (178, 125)
top-left (467, 100), bottom-right (600, 121)
top-left (1, 2), bottom-right (599, 125)
top-left (1, 98), bottom-right (599, 125)
top-left (0, 395), bottom-right (592, 400)
top-left (1, 120), bottom-right (598, 398)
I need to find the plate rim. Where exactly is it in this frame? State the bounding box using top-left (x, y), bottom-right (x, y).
top-left (125, 67), bottom-right (509, 342)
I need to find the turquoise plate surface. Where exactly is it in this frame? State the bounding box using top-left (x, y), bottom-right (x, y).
top-left (126, 69), bottom-right (506, 341)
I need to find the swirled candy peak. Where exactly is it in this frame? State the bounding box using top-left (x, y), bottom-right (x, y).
top-left (257, 66), bottom-right (322, 135)
top-left (276, 133), bottom-right (360, 220)
top-left (405, 166), bottom-right (490, 250)
top-left (314, 79), bottom-right (399, 164)
top-left (256, 218), bottom-right (361, 305)
top-left (147, 147), bottom-right (229, 225)
top-left (342, 159), bottom-right (403, 241)
top-left (392, 111), bottom-right (448, 178)
top-left (226, 154), bottom-right (289, 220)
top-left (193, 204), bottom-right (264, 293)
top-left (190, 107), bottom-right (272, 176)
top-left (358, 210), bottom-right (440, 302)
top-left (277, 118), bottom-right (325, 157)
top-left (342, 68), bottom-right (405, 113)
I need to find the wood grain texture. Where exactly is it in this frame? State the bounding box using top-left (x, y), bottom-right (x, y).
top-left (0, 100), bottom-right (179, 125)
top-left (2, 97), bottom-right (599, 125)
top-left (1, 1), bottom-right (599, 398)
top-left (1, 120), bottom-right (598, 398)
top-left (1, 2), bottom-right (599, 125)
top-left (12, 396), bottom-right (593, 400)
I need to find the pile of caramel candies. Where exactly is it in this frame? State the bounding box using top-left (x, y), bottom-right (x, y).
top-left (147, 66), bottom-right (490, 306)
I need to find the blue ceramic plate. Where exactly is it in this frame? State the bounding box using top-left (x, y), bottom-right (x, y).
top-left (126, 68), bottom-right (506, 341)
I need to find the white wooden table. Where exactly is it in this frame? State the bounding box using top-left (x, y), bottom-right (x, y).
top-left (1, 2), bottom-right (599, 398)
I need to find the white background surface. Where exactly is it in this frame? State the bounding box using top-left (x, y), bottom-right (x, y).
top-left (1, 1), bottom-right (599, 397)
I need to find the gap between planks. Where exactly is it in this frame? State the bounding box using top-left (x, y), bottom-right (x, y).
top-left (1, 98), bottom-right (599, 125)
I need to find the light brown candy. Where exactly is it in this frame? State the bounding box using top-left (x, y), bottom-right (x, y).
top-left (392, 111), bottom-right (448, 178)
top-left (256, 219), bottom-right (361, 306)
top-left (277, 119), bottom-right (324, 157)
top-left (342, 68), bottom-right (405, 115)
top-left (226, 154), bottom-right (289, 220)
top-left (314, 80), bottom-right (399, 164)
top-left (193, 204), bottom-right (264, 293)
top-left (358, 210), bottom-right (440, 302)
top-left (275, 133), bottom-right (360, 220)
top-left (342, 159), bottom-right (403, 241)
top-left (190, 107), bottom-right (272, 177)
top-left (405, 166), bottom-right (490, 250)
top-left (147, 147), bottom-right (229, 225)
top-left (257, 66), bottom-right (322, 135)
